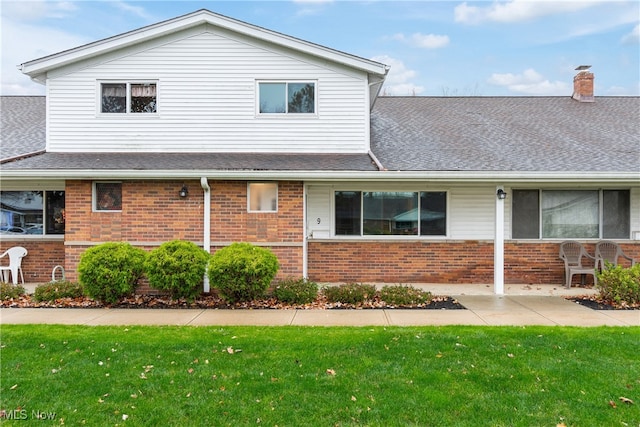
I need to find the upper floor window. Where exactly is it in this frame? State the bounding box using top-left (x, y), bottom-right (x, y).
top-left (258, 82), bottom-right (315, 114)
top-left (0, 191), bottom-right (65, 235)
top-left (512, 189), bottom-right (630, 239)
top-left (101, 82), bottom-right (157, 113)
top-left (335, 191), bottom-right (447, 236)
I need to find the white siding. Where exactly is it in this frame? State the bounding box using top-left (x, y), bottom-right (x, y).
top-left (46, 28), bottom-right (369, 153)
top-left (305, 183), bottom-right (497, 240)
top-left (306, 185), bottom-right (332, 238)
top-left (448, 187), bottom-right (495, 240)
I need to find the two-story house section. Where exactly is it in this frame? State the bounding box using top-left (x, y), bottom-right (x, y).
top-left (2, 9), bottom-right (388, 288)
top-left (1, 9), bottom-right (639, 293)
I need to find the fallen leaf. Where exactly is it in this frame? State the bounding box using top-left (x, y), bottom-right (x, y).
top-left (188, 368), bottom-right (194, 374)
top-left (122, 414), bottom-right (128, 420)
top-left (619, 396), bottom-right (634, 404)
top-left (10, 384), bottom-right (18, 390)
top-left (227, 347), bottom-right (234, 354)
top-left (609, 400), bottom-right (617, 408)
top-left (351, 395), bottom-right (357, 401)
top-left (507, 353), bottom-right (515, 358)
top-left (326, 369), bottom-right (336, 376)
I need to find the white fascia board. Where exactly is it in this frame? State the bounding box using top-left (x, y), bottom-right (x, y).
top-left (20, 10), bottom-right (388, 79)
top-left (1, 169), bottom-right (639, 185)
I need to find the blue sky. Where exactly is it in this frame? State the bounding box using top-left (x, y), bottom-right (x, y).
top-left (2, 0), bottom-right (639, 96)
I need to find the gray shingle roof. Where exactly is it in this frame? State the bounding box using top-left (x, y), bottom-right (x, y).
top-left (2, 96), bottom-right (639, 176)
top-left (0, 151), bottom-right (377, 171)
top-left (371, 96), bottom-right (640, 172)
top-left (0, 96), bottom-right (46, 159)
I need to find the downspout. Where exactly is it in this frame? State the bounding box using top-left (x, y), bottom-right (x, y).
top-left (201, 177), bottom-right (211, 292)
top-left (303, 183), bottom-right (308, 279)
top-left (494, 186), bottom-right (506, 295)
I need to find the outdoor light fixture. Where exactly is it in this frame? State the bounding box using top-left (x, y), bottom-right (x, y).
top-left (179, 184), bottom-right (189, 198)
top-left (496, 189), bottom-right (507, 200)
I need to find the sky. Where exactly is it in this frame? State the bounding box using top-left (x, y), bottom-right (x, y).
top-left (1, 0), bottom-right (639, 97)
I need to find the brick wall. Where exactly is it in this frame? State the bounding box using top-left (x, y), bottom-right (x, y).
top-left (307, 240), bottom-right (640, 285)
top-left (63, 180), bottom-right (305, 285)
top-left (0, 240), bottom-right (65, 283)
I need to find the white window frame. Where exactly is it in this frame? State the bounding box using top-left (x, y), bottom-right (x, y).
top-left (256, 80), bottom-right (317, 116)
top-left (98, 81), bottom-right (159, 115)
top-left (248, 182), bottom-right (278, 213)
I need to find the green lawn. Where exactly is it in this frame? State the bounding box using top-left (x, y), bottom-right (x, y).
top-left (1, 325), bottom-right (638, 426)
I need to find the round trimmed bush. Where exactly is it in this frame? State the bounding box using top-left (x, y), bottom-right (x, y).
top-left (78, 242), bottom-right (147, 304)
top-left (209, 242), bottom-right (279, 303)
top-left (145, 240), bottom-right (210, 300)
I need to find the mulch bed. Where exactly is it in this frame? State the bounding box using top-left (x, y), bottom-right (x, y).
top-left (0, 294), bottom-right (465, 310)
top-left (567, 296), bottom-right (640, 310)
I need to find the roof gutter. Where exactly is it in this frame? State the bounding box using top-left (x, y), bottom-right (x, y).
top-left (1, 169), bottom-right (638, 184)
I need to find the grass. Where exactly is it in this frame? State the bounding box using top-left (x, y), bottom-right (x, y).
top-left (1, 325), bottom-right (639, 426)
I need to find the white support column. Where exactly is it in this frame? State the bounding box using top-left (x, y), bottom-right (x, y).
top-left (494, 186), bottom-right (506, 295)
top-left (201, 177), bottom-right (211, 293)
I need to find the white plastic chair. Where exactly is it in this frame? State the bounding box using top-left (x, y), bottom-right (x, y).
top-left (0, 246), bottom-right (28, 285)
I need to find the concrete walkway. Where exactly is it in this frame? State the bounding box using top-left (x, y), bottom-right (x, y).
top-left (2, 285), bottom-right (638, 327)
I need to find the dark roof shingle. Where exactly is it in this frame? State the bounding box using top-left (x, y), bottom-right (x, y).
top-left (370, 96), bottom-right (640, 172)
top-left (0, 96), bottom-right (46, 160)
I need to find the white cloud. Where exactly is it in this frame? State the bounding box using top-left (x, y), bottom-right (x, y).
top-left (487, 68), bottom-right (569, 95)
top-left (621, 24), bottom-right (640, 44)
top-left (1, 18), bottom-right (90, 95)
top-left (395, 32), bottom-right (450, 49)
top-left (372, 55), bottom-right (424, 96)
top-left (1, 1), bottom-right (77, 21)
top-left (110, 1), bottom-right (155, 21)
top-left (455, 0), bottom-right (601, 24)
top-left (413, 33), bottom-right (449, 49)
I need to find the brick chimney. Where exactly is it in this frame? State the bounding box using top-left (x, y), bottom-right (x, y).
top-left (572, 65), bottom-right (594, 102)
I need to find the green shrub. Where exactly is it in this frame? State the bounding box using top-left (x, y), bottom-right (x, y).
top-left (272, 277), bottom-right (319, 305)
top-left (208, 242), bottom-right (279, 303)
top-left (596, 263), bottom-right (640, 305)
top-left (0, 282), bottom-right (26, 300)
top-left (145, 240), bottom-right (210, 300)
top-left (323, 283), bottom-right (376, 305)
top-left (379, 285), bottom-right (432, 306)
top-left (78, 242), bottom-right (147, 304)
top-left (33, 281), bottom-right (84, 302)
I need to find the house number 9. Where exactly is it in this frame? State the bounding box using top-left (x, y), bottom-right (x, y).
top-left (316, 218), bottom-right (321, 224)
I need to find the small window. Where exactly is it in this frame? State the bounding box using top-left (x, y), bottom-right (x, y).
top-left (95, 183), bottom-right (122, 211)
top-left (248, 183), bottom-right (277, 212)
top-left (258, 82), bottom-right (315, 114)
top-left (101, 82), bottom-right (157, 113)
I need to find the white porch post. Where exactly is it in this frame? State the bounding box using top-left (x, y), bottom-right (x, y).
top-left (494, 186), bottom-right (506, 295)
top-left (201, 177), bottom-right (211, 293)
